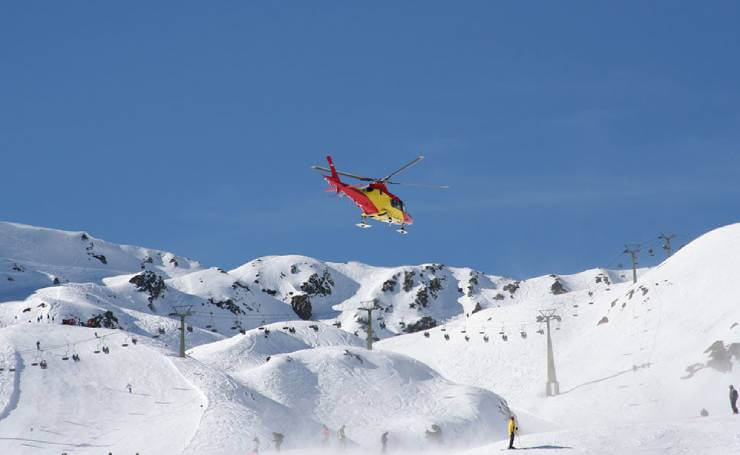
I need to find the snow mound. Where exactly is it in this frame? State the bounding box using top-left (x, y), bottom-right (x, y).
top-left (189, 320), bottom-right (363, 371)
top-left (233, 346), bottom-right (512, 449)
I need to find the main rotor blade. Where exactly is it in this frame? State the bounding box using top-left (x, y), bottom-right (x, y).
top-left (380, 156), bottom-right (425, 182)
top-left (310, 165), bottom-right (376, 182)
top-left (387, 182), bottom-right (450, 189)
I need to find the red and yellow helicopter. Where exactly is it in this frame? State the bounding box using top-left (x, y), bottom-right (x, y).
top-left (311, 155), bottom-right (448, 234)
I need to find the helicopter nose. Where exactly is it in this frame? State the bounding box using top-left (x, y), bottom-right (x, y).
top-left (403, 212), bottom-right (413, 224)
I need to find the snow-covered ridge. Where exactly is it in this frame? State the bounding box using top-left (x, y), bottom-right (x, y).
top-left (0, 222), bottom-right (634, 344)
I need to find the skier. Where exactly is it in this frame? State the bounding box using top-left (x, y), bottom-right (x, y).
top-left (381, 431), bottom-right (389, 453)
top-left (36, 341), bottom-right (40, 350)
top-left (273, 432), bottom-right (284, 451)
top-left (730, 385), bottom-right (739, 414)
top-left (126, 383), bottom-right (133, 394)
top-left (250, 436), bottom-right (260, 455)
top-left (507, 415), bottom-right (518, 449)
top-left (338, 424), bottom-right (347, 449)
top-left (321, 424), bottom-right (330, 445)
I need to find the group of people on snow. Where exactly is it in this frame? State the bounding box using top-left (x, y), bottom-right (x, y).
top-left (249, 424), bottom-right (396, 453)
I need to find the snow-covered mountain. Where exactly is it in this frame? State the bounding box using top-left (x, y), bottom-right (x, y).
top-left (0, 222), bottom-right (635, 344)
top-left (2, 220), bottom-right (740, 454)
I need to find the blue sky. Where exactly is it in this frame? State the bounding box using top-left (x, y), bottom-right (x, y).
top-left (2, 1), bottom-right (739, 278)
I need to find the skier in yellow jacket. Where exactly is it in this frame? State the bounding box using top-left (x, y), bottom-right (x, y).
top-left (507, 415), bottom-right (518, 449)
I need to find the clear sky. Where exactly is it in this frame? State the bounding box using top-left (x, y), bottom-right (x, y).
top-left (2, 1), bottom-right (739, 278)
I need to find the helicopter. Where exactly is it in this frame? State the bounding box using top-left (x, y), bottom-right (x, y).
top-left (311, 155), bottom-right (448, 234)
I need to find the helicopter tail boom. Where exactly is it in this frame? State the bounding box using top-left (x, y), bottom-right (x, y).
top-left (326, 156), bottom-right (340, 181)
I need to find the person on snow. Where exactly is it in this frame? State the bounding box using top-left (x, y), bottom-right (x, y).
top-left (321, 424), bottom-right (330, 445)
top-left (338, 425), bottom-right (347, 449)
top-left (251, 436), bottom-right (260, 455)
top-left (36, 341), bottom-right (40, 350)
top-left (381, 431), bottom-right (389, 453)
top-left (273, 432), bottom-right (284, 451)
top-left (126, 383), bottom-right (133, 394)
top-left (507, 415), bottom-right (518, 449)
top-left (730, 385), bottom-right (739, 414)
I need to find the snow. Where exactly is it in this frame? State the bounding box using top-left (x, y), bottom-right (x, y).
top-left (380, 223), bottom-right (740, 426)
top-left (2, 220), bottom-right (740, 454)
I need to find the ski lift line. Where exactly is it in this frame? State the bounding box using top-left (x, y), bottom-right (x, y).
top-left (15, 331), bottom-right (121, 355)
top-left (187, 311), bottom-right (338, 320)
top-left (601, 234), bottom-right (683, 270)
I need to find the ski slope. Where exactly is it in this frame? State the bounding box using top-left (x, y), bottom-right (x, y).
top-left (380, 223), bottom-right (740, 427)
top-left (3, 220), bottom-right (740, 454)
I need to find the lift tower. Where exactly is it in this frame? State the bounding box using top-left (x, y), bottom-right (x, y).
top-left (537, 309), bottom-right (562, 396)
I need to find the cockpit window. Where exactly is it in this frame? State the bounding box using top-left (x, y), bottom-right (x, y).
top-left (391, 199), bottom-right (404, 211)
